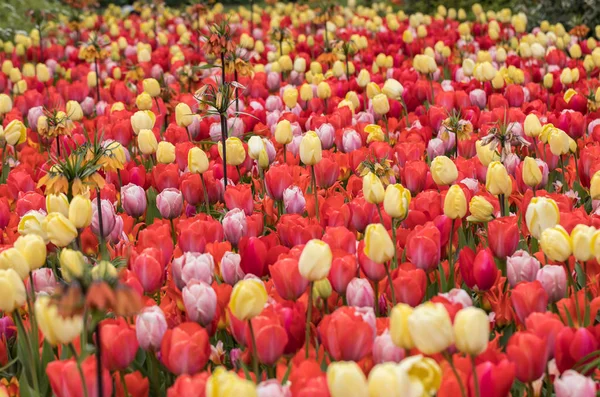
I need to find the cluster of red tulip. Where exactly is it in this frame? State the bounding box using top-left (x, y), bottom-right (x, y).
top-left (0, 1), bottom-right (599, 396)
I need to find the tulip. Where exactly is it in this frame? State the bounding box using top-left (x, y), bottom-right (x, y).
top-left (554, 370), bottom-right (596, 397)
top-left (136, 92), bottom-right (153, 110)
top-left (175, 102), bottom-right (194, 128)
top-left (364, 223), bottom-right (395, 265)
top-left (183, 281), bottom-right (217, 327)
top-left (342, 129), bottom-right (362, 153)
top-left (172, 252), bottom-right (215, 289)
top-left (467, 196), bottom-right (494, 222)
top-left (486, 161), bottom-right (512, 201)
top-left (131, 110), bottom-right (156, 135)
top-left (488, 216), bottom-right (519, 259)
top-left (47, 356), bottom-right (113, 397)
top-left (372, 330), bottom-right (406, 364)
top-left (221, 251), bottom-right (244, 286)
top-left (327, 362), bottom-right (368, 397)
top-left (431, 156), bottom-right (458, 186)
top-left (13, 234), bottom-right (46, 270)
top-left (405, 223), bottom-right (441, 272)
top-left (540, 225), bottom-right (572, 262)
top-left (372, 93), bottom-right (390, 115)
top-left (368, 363), bottom-right (411, 397)
top-left (283, 186), bottom-right (306, 214)
top-left (68, 195), bottom-right (92, 229)
top-left (319, 306), bottom-right (375, 361)
top-left (525, 115), bottom-right (543, 137)
top-left (59, 249), bottom-right (85, 282)
top-left (247, 308), bottom-right (288, 365)
top-left (507, 250), bottom-right (540, 287)
top-left (571, 224), bottom-right (595, 262)
top-left (363, 172), bottom-right (385, 204)
top-left (382, 78), bottom-right (404, 100)
top-left (222, 208), bottom-right (247, 246)
top-left (167, 373), bottom-right (210, 397)
top-left (506, 331), bottom-right (548, 382)
top-left (156, 188), bottom-right (183, 219)
top-left (346, 278), bottom-right (375, 309)
top-left (443, 185), bottom-right (467, 219)
top-left (91, 198), bottom-right (116, 238)
top-left (30, 268), bottom-right (57, 295)
top-left (512, 281), bottom-right (549, 323)
top-left (161, 322), bottom-right (211, 375)
top-left (475, 140), bottom-right (500, 167)
top-left (43, 212), bottom-right (78, 247)
top-left (136, 306), bottom-right (168, 351)
top-left (408, 302), bottom-right (454, 355)
top-left (46, 193), bottom-right (69, 217)
top-left (206, 367), bottom-right (258, 397)
top-left (299, 131), bottom-right (322, 166)
top-left (35, 295), bottom-right (82, 345)
top-left (121, 183), bottom-right (147, 218)
top-left (157, 141), bottom-right (176, 164)
top-left (397, 355), bottom-right (442, 396)
top-left (536, 265), bottom-right (567, 303)
top-left (138, 129), bottom-right (158, 155)
top-left (298, 239), bottom-right (332, 281)
top-left (100, 318), bottom-right (139, 371)
top-left (4, 120), bottom-right (26, 146)
top-left (383, 183), bottom-right (410, 220)
top-left (453, 307), bottom-right (489, 355)
top-left (525, 197), bottom-right (560, 239)
top-left (229, 279), bottom-right (268, 321)
top-left (0, 248), bottom-right (29, 279)
top-left (218, 137), bottom-right (246, 166)
top-left (522, 156), bottom-right (543, 188)
top-left (0, 269), bottom-right (26, 312)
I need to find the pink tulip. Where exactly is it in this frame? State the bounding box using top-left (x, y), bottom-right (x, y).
top-left (316, 123), bottom-right (335, 149)
top-left (373, 329), bottom-right (405, 364)
top-left (121, 183), bottom-right (147, 218)
top-left (30, 268), bottom-right (58, 295)
top-left (342, 129), bottom-right (362, 153)
top-left (182, 281), bottom-right (217, 327)
top-left (172, 252), bottom-right (215, 290)
top-left (283, 186), bottom-right (306, 214)
top-left (554, 370), bottom-right (596, 397)
top-left (135, 306), bottom-right (168, 351)
top-left (536, 265), bottom-right (567, 303)
top-left (156, 188), bottom-right (183, 219)
top-left (346, 277), bottom-right (374, 309)
top-left (257, 380), bottom-right (292, 397)
top-left (221, 251), bottom-right (245, 285)
top-left (222, 208), bottom-right (248, 246)
top-left (92, 198), bottom-right (116, 237)
top-left (507, 250), bottom-right (541, 287)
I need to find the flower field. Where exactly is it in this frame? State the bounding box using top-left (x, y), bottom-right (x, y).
top-left (0, 1), bottom-right (599, 396)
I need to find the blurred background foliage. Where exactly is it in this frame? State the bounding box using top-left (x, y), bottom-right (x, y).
top-left (0, 0), bottom-right (599, 40)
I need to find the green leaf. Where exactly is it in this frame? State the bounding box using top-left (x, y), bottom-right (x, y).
top-left (281, 360), bottom-right (293, 385)
top-left (438, 263), bottom-right (447, 293)
top-left (239, 360), bottom-right (252, 381)
top-left (145, 187), bottom-right (161, 225)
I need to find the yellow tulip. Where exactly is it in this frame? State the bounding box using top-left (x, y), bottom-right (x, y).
top-left (317, 81), bottom-right (331, 99)
top-left (591, 171), bottom-right (600, 200)
top-left (397, 355), bottom-right (442, 396)
top-left (46, 193), bottom-right (70, 217)
top-left (327, 362), bottom-right (368, 397)
top-left (431, 156), bottom-right (458, 186)
top-left (363, 172), bottom-right (385, 204)
top-left (138, 129), bottom-right (158, 155)
top-left (540, 225), bottom-right (572, 262)
top-left (453, 307), bottom-right (489, 355)
top-left (206, 367), bottom-right (258, 397)
top-left (136, 92), bottom-right (153, 110)
top-left (131, 110), bottom-right (156, 135)
top-left (485, 161), bottom-right (512, 196)
top-left (523, 114), bottom-right (542, 138)
top-left (372, 94), bottom-right (390, 115)
top-left (368, 363), bottom-right (411, 397)
top-left (299, 131), bottom-right (322, 165)
top-left (467, 196), bottom-right (494, 222)
top-left (275, 120), bottom-right (293, 145)
top-left (525, 197), bottom-right (560, 240)
top-left (522, 156), bottom-right (542, 188)
top-left (43, 213), bottom-right (78, 247)
top-left (35, 295), bottom-right (83, 345)
top-left (142, 78), bottom-right (161, 97)
top-left (364, 223), bottom-right (395, 264)
top-left (443, 185), bottom-right (467, 219)
top-left (228, 279), bottom-right (268, 320)
top-left (0, 269), bottom-right (26, 312)
top-left (298, 239), bottom-right (332, 281)
top-left (3, 120), bottom-right (26, 146)
top-left (13, 234), bottom-right (46, 270)
top-left (0, 248), bottom-right (29, 279)
top-left (408, 302), bottom-right (454, 354)
top-left (69, 195), bottom-right (93, 229)
top-left (157, 141), bottom-right (176, 164)
top-left (218, 137), bottom-right (246, 166)
top-left (175, 103), bottom-right (194, 127)
top-left (571, 224), bottom-right (595, 262)
top-left (188, 147), bottom-right (209, 174)
top-left (60, 248), bottom-right (86, 282)
top-left (383, 183), bottom-right (411, 219)
top-left (283, 86), bottom-right (299, 109)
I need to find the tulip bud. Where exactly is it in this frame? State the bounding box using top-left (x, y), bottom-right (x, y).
top-left (357, 69), bottom-right (370, 87)
top-left (221, 251), bottom-right (244, 285)
top-left (223, 208), bottom-right (247, 246)
top-left (540, 225), bottom-right (572, 262)
top-left (327, 362), bottom-right (369, 397)
top-left (536, 265), bottom-right (567, 303)
top-left (522, 156), bottom-right (543, 188)
top-left (131, 110), bottom-right (156, 135)
top-left (143, 78), bottom-right (161, 97)
top-left (364, 223), bottom-right (395, 264)
top-left (372, 94), bottom-right (390, 115)
top-left (283, 186), bottom-right (306, 214)
top-left (175, 103), bottom-right (194, 127)
top-left (485, 161), bottom-right (512, 196)
top-left (182, 281), bottom-right (217, 327)
top-left (299, 131), bottom-right (322, 165)
top-left (218, 137), bottom-right (246, 166)
top-left (363, 172), bottom-right (385, 204)
top-left (382, 79), bottom-right (404, 100)
top-left (156, 188), bottom-right (183, 219)
top-left (507, 250), bottom-right (540, 287)
top-left (3, 120), bottom-right (26, 146)
top-left (571, 225), bottom-right (595, 262)
top-left (136, 92), bottom-right (153, 110)
top-left (275, 120), bottom-right (293, 145)
top-left (298, 239), bottom-right (332, 281)
top-left (283, 86), bottom-right (298, 109)
top-left (408, 302), bottom-right (454, 354)
top-left (188, 147), bottom-right (209, 174)
top-left (299, 83), bottom-right (313, 102)
top-left (156, 141), bottom-right (176, 164)
top-left (383, 184), bottom-right (411, 219)
top-left (65, 100), bottom-right (83, 122)
top-left (136, 306), bottom-right (168, 351)
top-left (525, 197), bottom-right (560, 240)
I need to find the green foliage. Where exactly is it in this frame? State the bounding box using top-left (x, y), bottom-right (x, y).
top-left (0, 0), bottom-right (69, 40)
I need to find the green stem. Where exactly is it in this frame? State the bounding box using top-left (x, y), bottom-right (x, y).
top-left (248, 320), bottom-right (260, 382)
top-left (375, 204), bottom-right (384, 225)
top-left (311, 166), bottom-right (320, 223)
top-left (385, 264), bottom-right (396, 307)
top-left (391, 219), bottom-right (398, 270)
top-left (69, 343), bottom-right (89, 397)
top-left (169, 218), bottom-right (177, 246)
top-left (13, 313), bottom-right (40, 394)
top-left (305, 281), bottom-right (313, 358)
top-left (200, 174), bottom-right (211, 214)
top-left (442, 352), bottom-right (467, 397)
top-left (120, 371), bottom-right (130, 397)
top-left (470, 355), bottom-right (480, 397)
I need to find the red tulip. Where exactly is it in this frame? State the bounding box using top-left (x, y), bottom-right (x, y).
top-left (239, 237), bottom-right (268, 277)
top-left (246, 306), bottom-right (288, 365)
top-left (114, 371), bottom-right (149, 397)
top-left (358, 239), bottom-right (386, 281)
top-left (224, 184), bottom-right (254, 215)
top-left (469, 359), bottom-right (516, 397)
top-left (402, 160), bottom-right (429, 194)
top-left (322, 226), bottom-right (356, 254)
top-left (269, 256), bottom-right (309, 300)
top-left (272, 300), bottom-right (305, 355)
top-left (151, 163), bottom-right (180, 192)
top-left (265, 164), bottom-right (293, 201)
top-left (511, 281), bottom-right (549, 324)
top-left (472, 248), bottom-right (499, 291)
top-left (100, 318), bottom-right (139, 371)
top-left (405, 222), bottom-right (441, 272)
top-left (328, 251), bottom-right (358, 295)
top-left (167, 373), bottom-right (209, 397)
top-left (387, 267), bottom-right (427, 307)
top-left (506, 331), bottom-right (549, 382)
top-left (555, 327), bottom-right (599, 374)
top-left (318, 306), bottom-right (375, 361)
top-left (277, 214), bottom-right (323, 248)
top-left (488, 216), bottom-right (519, 259)
top-left (160, 322), bottom-right (211, 375)
top-left (178, 217), bottom-right (224, 253)
top-left (525, 312), bottom-right (565, 358)
top-left (47, 356), bottom-right (113, 397)
top-left (180, 173), bottom-right (205, 206)
top-left (130, 247), bottom-right (165, 294)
